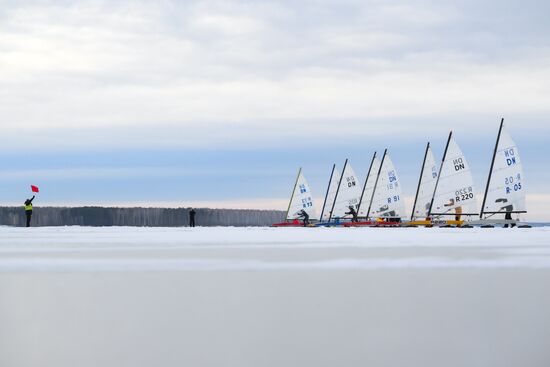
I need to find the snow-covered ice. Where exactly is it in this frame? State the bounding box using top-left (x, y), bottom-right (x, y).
top-left (1, 226), bottom-right (550, 271)
top-left (1, 226), bottom-right (549, 367)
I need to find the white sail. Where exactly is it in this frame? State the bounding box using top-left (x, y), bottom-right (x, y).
top-left (412, 146), bottom-right (439, 220)
top-left (430, 136), bottom-right (477, 216)
top-left (482, 124), bottom-right (526, 215)
top-left (286, 170), bottom-right (316, 220)
top-left (369, 154), bottom-right (406, 218)
top-left (331, 162), bottom-right (362, 219)
top-left (358, 157), bottom-right (381, 217)
top-left (320, 167), bottom-right (341, 221)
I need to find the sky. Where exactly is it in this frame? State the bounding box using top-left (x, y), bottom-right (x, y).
top-left (0, 0), bottom-right (549, 220)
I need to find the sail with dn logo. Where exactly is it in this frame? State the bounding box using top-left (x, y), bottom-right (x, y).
top-left (480, 120), bottom-right (526, 217)
top-left (368, 150), bottom-right (406, 219)
top-left (329, 159), bottom-right (362, 220)
top-left (429, 133), bottom-right (478, 217)
top-left (453, 158), bottom-right (465, 171)
top-left (285, 168), bottom-right (316, 220)
top-left (504, 149), bottom-right (518, 166)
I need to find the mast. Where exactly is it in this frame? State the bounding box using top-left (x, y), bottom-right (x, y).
top-left (480, 118), bottom-right (505, 219)
top-left (428, 132), bottom-right (452, 218)
top-left (285, 167), bottom-right (302, 221)
top-left (357, 152), bottom-right (377, 218)
top-left (328, 159), bottom-right (348, 222)
top-left (319, 164), bottom-right (336, 221)
top-left (411, 143), bottom-right (430, 220)
top-left (366, 149), bottom-right (387, 220)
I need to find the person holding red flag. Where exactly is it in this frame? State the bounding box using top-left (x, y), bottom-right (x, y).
top-left (24, 185), bottom-right (39, 227)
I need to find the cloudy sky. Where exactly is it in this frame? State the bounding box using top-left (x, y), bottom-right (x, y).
top-left (1, 0), bottom-right (549, 220)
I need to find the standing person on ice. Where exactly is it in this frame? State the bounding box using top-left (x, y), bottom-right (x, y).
top-left (297, 209), bottom-right (310, 227)
top-left (24, 195), bottom-right (35, 227)
top-left (345, 206), bottom-right (358, 222)
top-left (502, 204), bottom-right (516, 228)
top-left (189, 208), bottom-right (196, 227)
top-left (444, 199), bottom-right (462, 222)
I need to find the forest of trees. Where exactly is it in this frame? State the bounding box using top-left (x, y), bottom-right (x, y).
top-left (0, 207), bottom-right (285, 227)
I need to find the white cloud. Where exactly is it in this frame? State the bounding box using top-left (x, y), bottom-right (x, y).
top-left (0, 166), bottom-right (288, 181)
top-left (191, 13), bottom-right (265, 35)
top-left (1, 0), bottom-right (550, 151)
top-left (0, 1), bottom-right (548, 214)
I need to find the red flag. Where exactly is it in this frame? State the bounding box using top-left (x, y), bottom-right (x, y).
top-left (31, 185), bottom-right (39, 193)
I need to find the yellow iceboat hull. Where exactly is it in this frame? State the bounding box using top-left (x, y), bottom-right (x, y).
top-left (406, 220), bottom-right (433, 226)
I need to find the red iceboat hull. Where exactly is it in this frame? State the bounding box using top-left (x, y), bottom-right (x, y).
top-left (271, 220), bottom-right (304, 227)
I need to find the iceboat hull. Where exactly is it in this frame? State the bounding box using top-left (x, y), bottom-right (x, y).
top-left (271, 220), bottom-right (304, 227)
top-left (469, 219), bottom-right (531, 228)
top-left (315, 221), bottom-right (347, 227)
top-left (344, 220), bottom-right (402, 227)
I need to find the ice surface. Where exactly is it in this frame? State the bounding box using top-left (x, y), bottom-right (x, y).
top-left (1, 226), bottom-right (550, 367)
top-left (0, 226), bottom-right (549, 271)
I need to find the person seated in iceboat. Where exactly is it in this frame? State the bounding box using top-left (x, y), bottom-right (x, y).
top-left (384, 211), bottom-right (400, 223)
top-left (345, 206), bottom-right (358, 222)
top-left (377, 212), bottom-right (400, 223)
top-left (373, 206), bottom-right (401, 223)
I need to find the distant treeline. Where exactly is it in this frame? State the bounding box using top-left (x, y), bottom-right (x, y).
top-left (0, 207), bottom-right (285, 227)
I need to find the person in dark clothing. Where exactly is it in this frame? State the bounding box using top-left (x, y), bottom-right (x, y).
top-left (345, 206), bottom-right (358, 222)
top-left (503, 205), bottom-right (516, 228)
top-left (189, 208), bottom-right (196, 227)
top-left (297, 209), bottom-right (310, 227)
top-left (24, 195), bottom-right (35, 227)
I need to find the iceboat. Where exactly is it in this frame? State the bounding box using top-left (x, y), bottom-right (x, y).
top-left (345, 150), bottom-right (406, 227)
top-left (316, 158), bottom-right (362, 227)
top-left (271, 219), bottom-right (303, 227)
top-left (470, 119), bottom-right (530, 228)
top-left (404, 143), bottom-right (440, 227)
top-left (271, 168), bottom-right (316, 227)
top-left (424, 131), bottom-right (478, 227)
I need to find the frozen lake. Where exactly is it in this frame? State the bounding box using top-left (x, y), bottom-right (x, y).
top-left (1, 226), bottom-right (550, 367)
